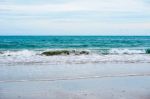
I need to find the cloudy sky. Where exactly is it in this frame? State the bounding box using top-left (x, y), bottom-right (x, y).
top-left (0, 0), bottom-right (150, 35)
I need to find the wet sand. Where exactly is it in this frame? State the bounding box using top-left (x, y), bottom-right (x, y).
top-left (0, 63), bottom-right (150, 99)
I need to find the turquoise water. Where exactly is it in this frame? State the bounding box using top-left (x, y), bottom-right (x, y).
top-left (0, 36), bottom-right (150, 64)
top-left (0, 36), bottom-right (150, 50)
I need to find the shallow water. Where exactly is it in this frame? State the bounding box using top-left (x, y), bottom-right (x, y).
top-left (0, 63), bottom-right (150, 99)
top-left (0, 63), bottom-right (150, 82)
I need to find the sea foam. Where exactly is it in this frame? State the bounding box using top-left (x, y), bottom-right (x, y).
top-left (0, 49), bottom-right (150, 65)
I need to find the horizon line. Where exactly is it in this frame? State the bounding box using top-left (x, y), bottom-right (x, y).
top-left (0, 35), bottom-right (150, 36)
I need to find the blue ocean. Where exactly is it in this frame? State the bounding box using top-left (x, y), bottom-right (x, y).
top-left (0, 36), bottom-right (150, 64)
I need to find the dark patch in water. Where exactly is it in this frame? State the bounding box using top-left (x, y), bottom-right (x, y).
top-left (41, 50), bottom-right (89, 56)
top-left (42, 50), bottom-right (70, 56)
top-left (78, 51), bottom-right (89, 55)
top-left (146, 49), bottom-right (150, 54)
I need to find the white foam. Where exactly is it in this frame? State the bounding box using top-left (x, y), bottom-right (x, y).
top-left (108, 48), bottom-right (145, 54)
top-left (1, 50), bottom-right (36, 57)
top-left (0, 49), bottom-right (150, 65)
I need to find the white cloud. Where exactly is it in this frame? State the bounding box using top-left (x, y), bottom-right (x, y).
top-left (1, 4), bottom-right (84, 13)
top-left (1, 0), bottom-right (149, 14)
top-left (0, 0), bottom-right (150, 35)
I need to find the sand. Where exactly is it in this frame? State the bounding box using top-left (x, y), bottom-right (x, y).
top-left (0, 63), bottom-right (150, 99)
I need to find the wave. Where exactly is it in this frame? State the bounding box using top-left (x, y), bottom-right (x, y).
top-left (0, 48), bottom-right (150, 56)
top-left (0, 48), bottom-right (150, 64)
top-left (0, 50), bottom-right (37, 57)
top-left (41, 50), bottom-right (90, 56)
top-left (0, 49), bottom-right (90, 57)
top-left (41, 48), bottom-right (150, 55)
top-left (107, 48), bottom-right (147, 54)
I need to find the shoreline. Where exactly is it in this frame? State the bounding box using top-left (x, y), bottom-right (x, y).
top-left (0, 63), bottom-right (150, 99)
top-left (0, 73), bottom-right (150, 83)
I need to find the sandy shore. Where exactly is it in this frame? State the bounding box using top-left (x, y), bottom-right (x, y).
top-left (0, 63), bottom-right (150, 99)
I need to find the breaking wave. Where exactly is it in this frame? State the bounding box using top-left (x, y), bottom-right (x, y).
top-left (1, 48), bottom-right (149, 56)
top-left (0, 48), bottom-right (150, 64)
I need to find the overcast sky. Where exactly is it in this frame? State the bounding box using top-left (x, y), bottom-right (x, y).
top-left (0, 0), bottom-right (150, 35)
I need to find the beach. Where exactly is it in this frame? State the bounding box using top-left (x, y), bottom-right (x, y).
top-left (0, 63), bottom-right (150, 99)
top-left (1, 0), bottom-right (150, 97)
top-left (0, 36), bottom-right (150, 99)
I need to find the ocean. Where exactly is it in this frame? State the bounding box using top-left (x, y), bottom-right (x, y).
top-left (1, 36), bottom-right (150, 99)
top-left (0, 36), bottom-right (150, 64)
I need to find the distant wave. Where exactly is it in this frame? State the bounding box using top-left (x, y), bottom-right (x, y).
top-left (0, 48), bottom-right (150, 64)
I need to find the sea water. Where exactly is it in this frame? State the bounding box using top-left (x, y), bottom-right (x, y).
top-left (0, 36), bottom-right (150, 65)
top-left (1, 36), bottom-right (150, 99)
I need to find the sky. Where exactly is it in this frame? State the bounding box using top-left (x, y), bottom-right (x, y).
top-left (0, 0), bottom-right (150, 35)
